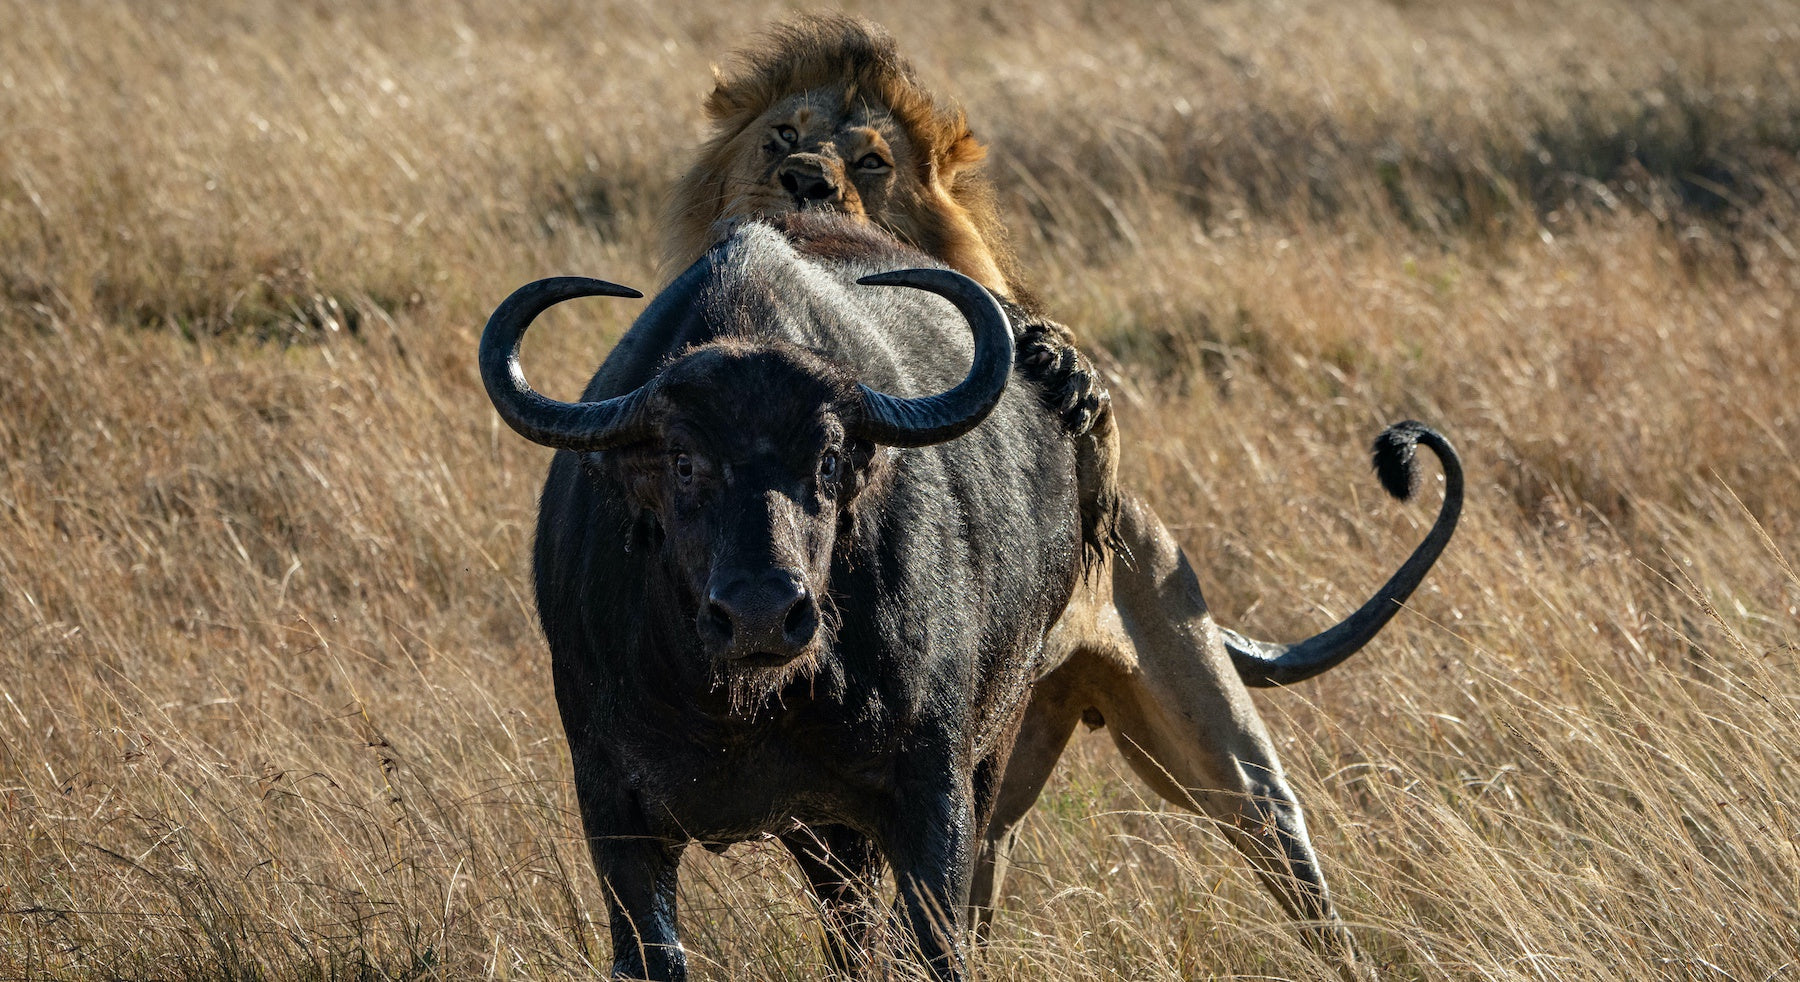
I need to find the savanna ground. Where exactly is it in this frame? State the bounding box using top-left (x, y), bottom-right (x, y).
top-left (3, 1), bottom-right (1799, 978)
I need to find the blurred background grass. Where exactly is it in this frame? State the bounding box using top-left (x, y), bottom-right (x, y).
top-left (2, 1), bottom-right (1797, 978)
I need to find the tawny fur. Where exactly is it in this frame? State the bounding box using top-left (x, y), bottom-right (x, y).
top-left (661, 14), bottom-right (1028, 301)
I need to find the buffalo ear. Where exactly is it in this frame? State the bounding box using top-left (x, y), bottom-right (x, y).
top-left (835, 438), bottom-right (885, 541)
top-left (587, 443), bottom-right (667, 511)
top-left (626, 509), bottom-right (663, 555)
top-left (577, 448), bottom-right (665, 554)
top-left (839, 438), bottom-right (883, 503)
top-left (615, 446), bottom-right (670, 554)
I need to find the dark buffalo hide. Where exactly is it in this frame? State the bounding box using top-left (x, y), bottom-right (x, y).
top-left (483, 213), bottom-right (1082, 980)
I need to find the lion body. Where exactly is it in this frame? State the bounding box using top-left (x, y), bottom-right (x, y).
top-left (651, 17), bottom-right (1374, 977)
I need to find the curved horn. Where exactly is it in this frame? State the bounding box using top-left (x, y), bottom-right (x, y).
top-left (478, 276), bottom-right (651, 452)
top-left (851, 268), bottom-right (1014, 448)
top-left (1225, 420), bottom-right (1464, 687)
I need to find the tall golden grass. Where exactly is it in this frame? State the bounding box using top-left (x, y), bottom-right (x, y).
top-left (3, 1), bottom-right (1797, 978)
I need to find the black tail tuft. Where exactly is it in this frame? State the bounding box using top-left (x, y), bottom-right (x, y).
top-left (1228, 418), bottom-right (1462, 687)
top-left (1371, 420), bottom-right (1430, 501)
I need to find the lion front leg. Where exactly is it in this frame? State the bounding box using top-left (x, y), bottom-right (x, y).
top-left (1010, 311), bottom-right (1121, 565)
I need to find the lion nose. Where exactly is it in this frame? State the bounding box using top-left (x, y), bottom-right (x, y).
top-left (778, 158), bottom-right (840, 206)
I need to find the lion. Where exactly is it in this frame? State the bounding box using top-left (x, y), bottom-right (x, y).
top-left (655, 15), bottom-right (1459, 978)
top-left (663, 15), bottom-right (1023, 301)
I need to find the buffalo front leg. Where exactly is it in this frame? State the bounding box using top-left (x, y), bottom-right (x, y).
top-left (782, 824), bottom-right (887, 978)
top-left (571, 761), bottom-right (688, 981)
top-left (590, 833), bottom-right (686, 981)
top-left (1105, 492), bottom-right (1365, 974)
top-left (882, 773), bottom-right (979, 981)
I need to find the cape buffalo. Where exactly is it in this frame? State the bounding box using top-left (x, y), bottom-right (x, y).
top-left (479, 213), bottom-right (1083, 980)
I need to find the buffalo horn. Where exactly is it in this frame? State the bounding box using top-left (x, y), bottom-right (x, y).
top-left (478, 276), bottom-right (651, 452)
top-left (852, 268), bottom-right (1014, 448)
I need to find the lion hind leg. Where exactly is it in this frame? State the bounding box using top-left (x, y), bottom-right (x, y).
top-left (968, 660), bottom-right (1085, 943)
top-left (1103, 669), bottom-right (1367, 976)
top-left (1103, 493), bottom-right (1367, 975)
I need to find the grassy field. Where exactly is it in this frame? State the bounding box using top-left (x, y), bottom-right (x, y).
top-left (3, 0), bottom-right (1798, 978)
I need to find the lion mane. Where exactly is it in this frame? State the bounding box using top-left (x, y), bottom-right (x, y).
top-left (662, 14), bottom-right (1030, 303)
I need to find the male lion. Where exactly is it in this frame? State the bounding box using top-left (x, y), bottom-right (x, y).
top-left (656, 14), bottom-right (1460, 977)
top-left (664, 17), bottom-right (1022, 303)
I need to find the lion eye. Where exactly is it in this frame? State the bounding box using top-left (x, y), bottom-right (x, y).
top-left (855, 152), bottom-right (889, 171)
top-left (776, 125), bottom-right (799, 145)
top-left (673, 454), bottom-right (694, 484)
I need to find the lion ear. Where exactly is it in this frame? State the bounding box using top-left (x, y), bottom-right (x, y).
top-left (703, 64), bottom-right (745, 121)
top-left (934, 129), bottom-right (988, 184)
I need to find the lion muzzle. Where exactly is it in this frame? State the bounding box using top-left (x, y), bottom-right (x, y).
top-left (777, 154), bottom-right (843, 207)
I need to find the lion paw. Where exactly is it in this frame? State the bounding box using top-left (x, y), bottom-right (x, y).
top-left (1016, 317), bottom-right (1109, 437)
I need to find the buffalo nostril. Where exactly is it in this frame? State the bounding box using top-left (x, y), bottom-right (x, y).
top-left (782, 590), bottom-right (818, 647)
top-left (780, 170), bottom-right (801, 195)
top-left (703, 573), bottom-right (814, 659)
top-left (700, 598), bottom-right (734, 647)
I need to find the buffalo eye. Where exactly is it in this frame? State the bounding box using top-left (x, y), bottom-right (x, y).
top-left (672, 453), bottom-right (694, 485)
top-left (819, 451), bottom-right (840, 483)
top-left (855, 152), bottom-right (889, 171)
top-left (775, 125), bottom-right (798, 145)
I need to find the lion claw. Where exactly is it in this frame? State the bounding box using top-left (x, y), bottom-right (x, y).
top-left (1014, 316), bottom-right (1110, 437)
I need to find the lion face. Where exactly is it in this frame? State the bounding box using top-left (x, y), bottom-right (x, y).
top-left (718, 90), bottom-right (914, 225)
top-left (663, 15), bottom-right (1025, 301)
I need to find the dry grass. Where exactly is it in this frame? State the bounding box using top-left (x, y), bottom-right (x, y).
top-left (3, 0), bottom-right (1798, 978)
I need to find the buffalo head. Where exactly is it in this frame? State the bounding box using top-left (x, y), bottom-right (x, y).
top-left (478, 269), bottom-right (1012, 712)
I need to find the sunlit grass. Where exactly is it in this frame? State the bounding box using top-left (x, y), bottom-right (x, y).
top-left (3, 0), bottom-right (1797, 978)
